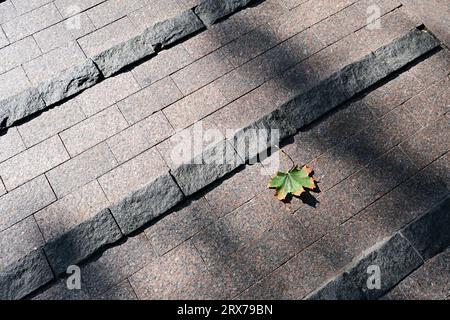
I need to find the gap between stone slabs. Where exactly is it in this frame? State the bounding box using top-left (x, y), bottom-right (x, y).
top-left (0, 0), bottom-right (261, 130)
top-left (306, 196), bottom-right (450, 300)
top-left (0, 27), bottom-right (441, 300)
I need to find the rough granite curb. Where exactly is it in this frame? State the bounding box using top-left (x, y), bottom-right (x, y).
top-left (0, 0), bottom-right (258, 130)
top-left (0, 28), bottom-right (441, 300)
top-left (307, 196), bottom-right (450, 300)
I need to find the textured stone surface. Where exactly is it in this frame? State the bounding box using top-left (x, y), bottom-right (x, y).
top-left (171, 139), bottom-right (244, 196)
top-left (80, 233), bottom-right (155, 297)
top-left (145, 9), bottom-right (204, 49)
top-left (75, 71), bottom-right (140, 117)
top-left (375, 28), bottom-right (439, 72)
top-left (0, 87), bottom-right (46, 129)
top-left (109, 173), bottom-right (184, 235)
top-left (106, 111), bottom-right (173, 164)
top-left (59, 105), bottom-right (128, 157)
top-left (77, 17), bottom-right (138, 57)
top-left (17, 99), bottom-right (85, 148)
top-left (35, 180), bottom-right (109, 241)
top-left (401, 197), bottom-right (450, 260)
top-left (98, 147), bottom-right (168, 203)
top-left (347, 233), bottom-right (423, 299)
top-left (307, 274), bottom-right (364, 300)
top-left (0, 36), bottom-right (41, 74)
top-left (0, 135), bottom-right (69, 191)
top-left (145, 197), bottom-right (216, 256)
top-left (46, 143), bottom-right (117, 198)
top-left (383, 249), bottom-right (450, 300)
top-left (194, 0), bottom-right (253, 26)
top-left (38, 59), bottom-right (101, 106)
top-left (0, 217), bottom-right (44, 270)
top-left (0, 127), bottom-right (25, 163)
top-left (0, 249), bottom-right (53, 300)
top-left (0, 175), bottom-right (55, 232)
top-left (44, 209), bottom-right (123, 275)
top-left (93, 33), bottom-right (156, 77)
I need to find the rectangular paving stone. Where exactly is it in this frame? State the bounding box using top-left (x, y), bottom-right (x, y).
top-left (38, 59), bottom-right (101, 106)
top-left (0, 127), bottom-right (25, 163)
top-left (155, 119), bottom-right (224, 169)
top-left (0, 248), bottom-right (54, 300)
top-left (44, 208), bottom-right (123, 275)
top-left (118, 76), bottom-right (182, 124)
top-left (2, 2), bottom-right (62, 42)
top-left (98, 147), bottom-right (168, 203)
top-left (401, 197), bottom-right (450, 260)
top-left (75, 72), bottom-right (140, 117)
top-left (0, 36), bottom-right (41, 74)
top-left (0, 135), bottom-right (69, 191)
top-left (0, 66), bottom-right (31, 101)
top-left (0, 26), bottom-right (9, 48)
top-left (400, 115), bottom-right (450, 170)
top-left (362, 70), bottom-right (424, 118)
top-left (384, 249), bottom-right (450, 300)
top-left (239, 242), bottom-right (339, 300)
top-left (409, 49), bottom-right (450, 88)
top-left (192, 192), bottom-right (279, 266)
top-left (309, 2), bottom-right (365, 47)
top-left (144, 9), bottom-right (205, 49)
top-left (204, 163), bottom-right (268, 217)
top-left (34, 180), bottom-right (109, 242)
top-left (46, 143), bottom-right (117, 198)
top-left (0, 1), bottom-right (18, 24)
top-left (17, 99), bottom-right (86, 148)
top-left (106, 111), bottom-right (173, 164)
top-left (99, 280), bottom-right (138, 300)
top-left (33, 12), bottom-right (95, 53)
top-left (0, 179), bottom-right (5, 197)
top-left (171, 49), bottom-right (233, 95)
top-left (60, 105), bottom-right (128, 157)
top-left (77, 17), bottom-right (138, 57)
top-left (129, 241), bottom-right (206, 299)
top-left (310, 105), bottom-right (421, 190)
top-left (86, 0), bottom-right (146, 28)
top-left (10, 0), bottom-right (52, 14)
top-left (131, 44), bottom-right (193, 87)
top-left (163, 81), bottom-right (228, 130)
top-left (55, 0), bottom-right (104, 18)
top-left (145, 196), bottom-right (217, 256)
top-left (109, 173), bottom-right (184, 235)
top-left (204, 79), bottom-right (291, 136)
top-left (0, 217), bottom-right (45, 270)
top-left (81, 233), bottom-right (155, 297)
top-left (0, 175), bottom-right (55, 232)
top-left (348, 233), bottom-right (423, 299)
top-left (23, 41), bottom-right (87, 86)
top-left (171, 139), bottom-right (244, 196)
top-left (405, 76), bottom-right (450, 127)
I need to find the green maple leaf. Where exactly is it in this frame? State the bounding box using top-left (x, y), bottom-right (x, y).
top-left (268, 165), bottom-right (317, 200)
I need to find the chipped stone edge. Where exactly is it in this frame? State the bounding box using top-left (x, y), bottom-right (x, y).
top-left (306, 196), bottom-right (450, 300)
top-left (0, 27), bottom-right (440, 299)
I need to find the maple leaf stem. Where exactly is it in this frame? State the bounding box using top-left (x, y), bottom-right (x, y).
top-left (275, 146), bottom-right (296, 171)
